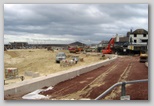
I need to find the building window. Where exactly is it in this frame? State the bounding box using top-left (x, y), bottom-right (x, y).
top-left (134, 40), bottom-right (137, 43)
top-left (142, 40), bottom-right (148, 43)
top-left (134, 34), bottom-right (137, 37)
top-left (143, 34), bottom-right (146, 37)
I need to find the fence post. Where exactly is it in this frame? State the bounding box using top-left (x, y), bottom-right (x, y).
top-left (121, 82), bottom-right (126, 96)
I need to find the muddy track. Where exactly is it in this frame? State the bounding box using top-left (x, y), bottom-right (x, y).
top-left (39, 56), bottom-right (148, 100)
top-left (40, 59), bottom-right (118, 98)
top-left (79, 57), bottom-right (134, 99)
top-left (52, 63), bottom-right (119, 99)
top-left (104, 59), bottom-right (133, 99)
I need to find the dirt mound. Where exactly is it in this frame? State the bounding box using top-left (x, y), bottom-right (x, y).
top-left (5, 51), bottom-right (19, 58)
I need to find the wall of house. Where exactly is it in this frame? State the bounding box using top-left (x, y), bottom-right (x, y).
top-left (129, 34), bottom-right (148, 45)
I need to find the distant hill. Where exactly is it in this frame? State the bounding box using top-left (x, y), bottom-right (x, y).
top-left (69, 41), bottom-right (86, 46)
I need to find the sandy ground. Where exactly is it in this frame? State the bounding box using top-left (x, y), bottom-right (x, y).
top-left (4, 49), bottom-right (105, 85)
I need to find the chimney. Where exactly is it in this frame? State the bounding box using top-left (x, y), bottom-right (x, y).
top-left (116, 34), bottom-right (119, 42)
top-left (130, 29), bottom-right (132, 33)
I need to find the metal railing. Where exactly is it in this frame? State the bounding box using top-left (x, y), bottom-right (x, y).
top-left (95, 79), bottom-right (148, 100)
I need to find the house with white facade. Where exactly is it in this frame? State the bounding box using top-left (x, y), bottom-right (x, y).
top-left (128, 29), bottom-right (148, 52)
top-left (129, 29), bottom-right (148, 45)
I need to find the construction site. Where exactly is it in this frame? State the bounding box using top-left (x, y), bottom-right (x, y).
top-left (4, 29), bottom-right (148, 100)
top-left (4, 49), bottom-right (105, 85)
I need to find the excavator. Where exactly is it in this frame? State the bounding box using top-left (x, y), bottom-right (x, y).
top-left (102, 38), bottom-right (115, 54)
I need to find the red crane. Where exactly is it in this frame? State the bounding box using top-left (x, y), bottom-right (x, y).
top-left (102, 38), bottom-right (114, 54)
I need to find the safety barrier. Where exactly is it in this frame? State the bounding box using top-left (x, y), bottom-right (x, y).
top-left (95, 79), bottom-right (148, 100)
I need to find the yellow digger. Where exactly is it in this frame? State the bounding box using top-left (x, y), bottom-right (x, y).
top-left (139, 51), bottom-right (148, 62)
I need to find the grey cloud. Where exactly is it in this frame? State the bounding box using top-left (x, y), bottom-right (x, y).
top-left (4, 4), bottom-right (148, 44)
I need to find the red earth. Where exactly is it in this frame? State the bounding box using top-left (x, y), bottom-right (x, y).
top-left (5, 56), bottom-right (148, 100)
top-left (40, 56), bottom-right (148, 100)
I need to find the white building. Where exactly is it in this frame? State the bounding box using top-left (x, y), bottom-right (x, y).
top-left (129, 29), bottom-right (148, 45)
top-left (128, 29), bottom-right (148, 52)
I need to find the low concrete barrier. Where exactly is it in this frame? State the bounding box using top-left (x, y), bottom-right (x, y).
top-left (4, 55), bottom-right (118, 97)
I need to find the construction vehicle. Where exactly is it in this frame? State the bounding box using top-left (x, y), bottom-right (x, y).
top-left (55, 52), bottom-right (66, 63)
top-left (139, 51), bottom-right (148, 62)
top-left (68, 46), bottom-right (83, 53)
top-left (102, 38), bottom-right (115, 54)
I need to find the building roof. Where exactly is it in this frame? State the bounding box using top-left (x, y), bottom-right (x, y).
top-left (119, 37), bottom-right (129, 42)
top-left (9, 42), bottom-right (28, 44)
top-left (99, 40), bottom-right (108, 44)
top-left (114, 36), bottom-right (129, 42)
top-left (131, 29), bottom-right (148, 34)
top-left (69, 41), bottom-right (86, 46)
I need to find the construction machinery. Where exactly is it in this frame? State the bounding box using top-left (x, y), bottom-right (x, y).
top-left (68, 46), bottom-right (83, 53)
top-left (102, 38), bottom-right (115, 54)
top-left (139, 51), bottom-right (148, 62)
top-left (55, 52), bottom-right (66, 63)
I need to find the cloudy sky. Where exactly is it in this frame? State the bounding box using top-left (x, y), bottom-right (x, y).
top-left (4, 4), bottom-right (148, 44)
